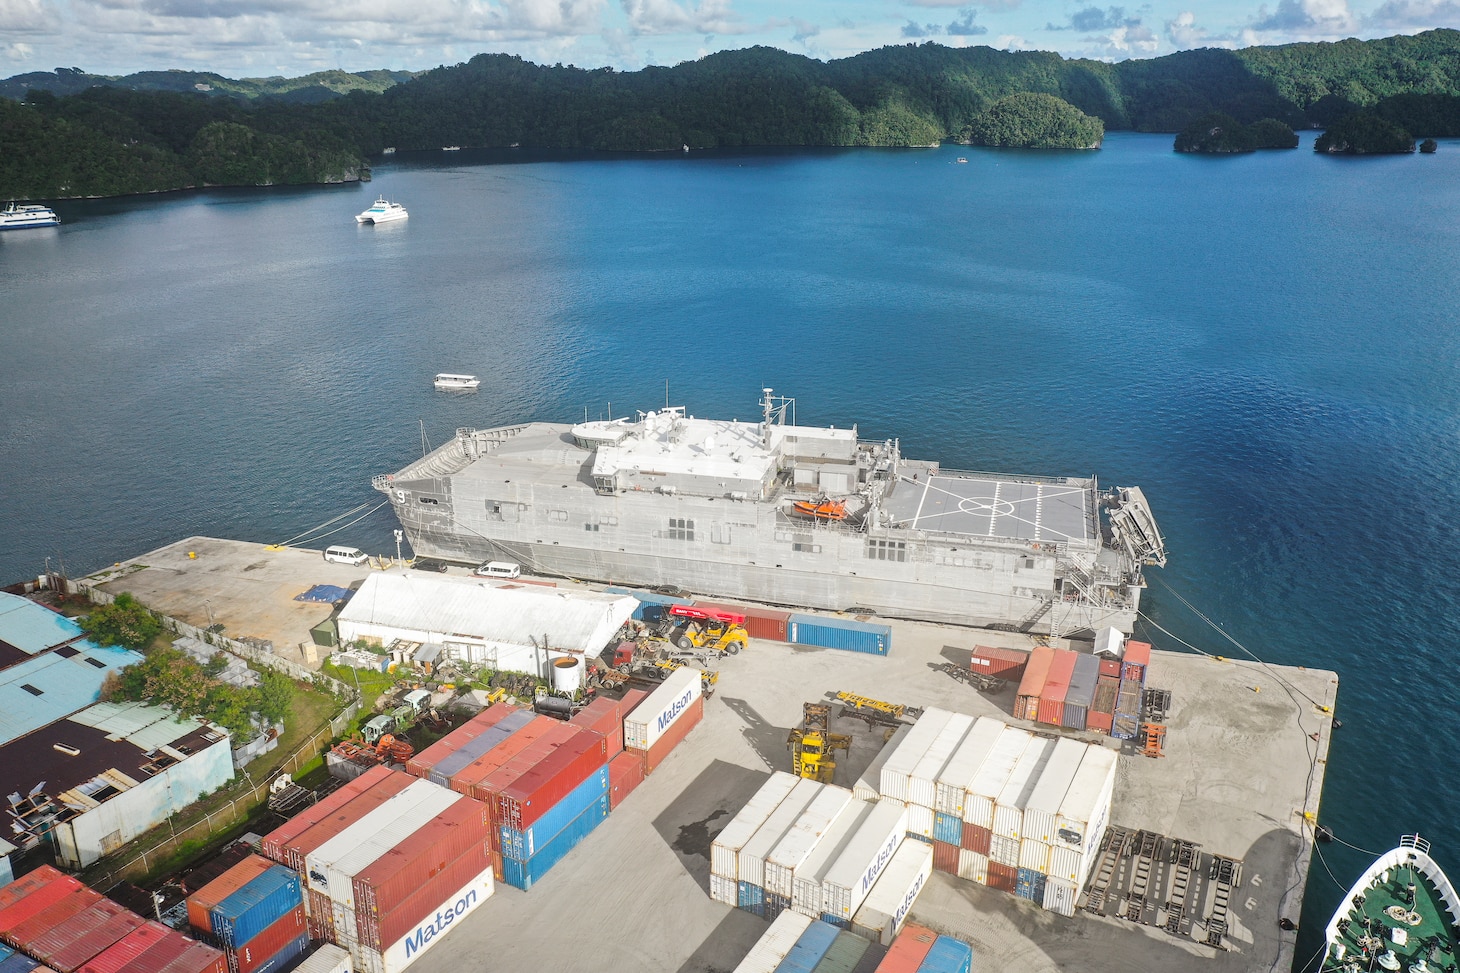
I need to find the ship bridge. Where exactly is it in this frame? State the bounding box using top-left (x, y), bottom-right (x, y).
top-left (879, 469), bottom-right (1096, 547)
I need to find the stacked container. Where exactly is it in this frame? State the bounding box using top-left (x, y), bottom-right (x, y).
top-left (784, 801), bottom-right (871, 921)
top-left (906, 714), bottom-right (972, 843)
top-left (787, 615), bottom-right (891, 655)
top-left (287, 945), bottom-right (351, 973)
top-left (960, 725), bottom-right (1032, 874)
top-left (878, 710), bottom-right (953, 807)
top-left (1045, 745), bottom-right (1118, 916)
top-left (870, 924), bottom-right (937, 970)
top-left (623, 666), bottom-right (704, 776)
top-left (187, 856), bottom-right (305, 973)
top-left (691, 601), bottom-right (792, 642)
top-left (1087, 676), bottom-right (1119, 736)
top-left (568, 688), bottom-right (647, 758)
top-left (733, 779), bottom-right (825, 918)
top-left (1013, 647), bottom-right (1054, 721)
top-left (421, 708), bottom-right (534, 787)
top-left (710, 773), bottom-right (802, 906)
top-left (404, 703), bottom-right (522, 780)
top-left (729, 910), bottom-right (812, 973)
top-left (769, 787), bottom-right (857, 919)
top-left (1062, 654), bottom-right (1100, 731)
top-left (967, 646), bottom-right (1029, 682)
top-left (1034, 652), bottom-right (1076, 727)
top-left (850, 841), bottom-right (932, 946)
top-left (853, 726), bottom-right (910, 803)
top-left (22, 897), bottom-right (144, 973)
top-left (817, 800), bottom-right (909, 927)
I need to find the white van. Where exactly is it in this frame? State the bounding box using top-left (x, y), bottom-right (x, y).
top-left (324, 546), bottom-right (368, 566)
top-left (473, 560), bottom-right (521, 579)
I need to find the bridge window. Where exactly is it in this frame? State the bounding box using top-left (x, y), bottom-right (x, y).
top-left (866, 539), bottom-right (907, 562)
top-left (668, 518), bottom-right (695, 541)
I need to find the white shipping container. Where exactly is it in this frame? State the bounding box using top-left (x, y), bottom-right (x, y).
top-left (1018, 837), bottom-right (1051, 874)
top-left (291, 944), bottom-right (352, 973)
top-left (326, 786), bottom-right (461, 906)
top-left (821, 799), bottom-right (909, 921)
top-left (851, 840), bottom-right (933, 947)
top-left (737, 778), bottom-right (824, 889)
top-left (933, 717), bottom-right (1005, 816)
top-left (1043, 877), bottom-right (1079, 917)
top-left (1021, 738), bottom-right (1087, 845)
top-left (956, 849), bottom-right (988, 885)
top-left (338, 863), bottom-right (493, 973)
top-left (854, 725), bottom-right (911, 802)
top-left (963, 727), bottom-right (1033, 826)
top-left (710, 874), bottom-right (738, 905)
top-left (879, 709), bottom-right (954, 802)
top-left (989, 833), bottom-right (1020, 868)
top-left (764, 785), bottom-right (855, 899)
top-left (1055, 746), bottom-right (1118, 855)
top-left (1048, 844), bottom-right (1083, 884)
top-left (711, 771), bottom-right (802, 879)
top-left (992, 737), bottom-right (1054, 839)
top-left (731, 910), bottom-right (814, 973)
top-left (623, 666), bottom-right (703, 751)
top-left (788, 801), bottom-right (874, 916)
top-left (905, 804), bottom-right (935, 842)
top-left (907, 713), bottom-right (974, 809)
top-left (305, 779), bottom-right (443, 896)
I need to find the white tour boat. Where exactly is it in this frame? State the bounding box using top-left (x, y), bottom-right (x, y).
top-left (0, 201), bottom-right (60, 230)
top-left (355, 197), bottom-right (408, 224)
top-left (433, 373), bottom-right (481, 391)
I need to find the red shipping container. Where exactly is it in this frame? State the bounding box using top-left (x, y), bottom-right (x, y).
top-left (1098, 657), bottom-right (1121, 678)
top-left (1086, 710), bottom-right (1114, 735)
top-left (34, 901), bottom-right (144, 973)
top-left (469, 720), bottom-right (578, 801)
top-left (931, 841), bottom-right (960, 875)
top-left (280, 770), bottom-right (415, 872)
top-left (629, 694), bottom-right (704, 776)
top-left (358, 845), bottom-right (491, 951)
top-left (875, 923), bottom-right (937, 973)
top-left (111, 933), bottom-right (196, 973)
top-left (1036, 651), bottom-right (1077, 726)
top-left (987, 862), bottom-right (1019, 893)
top-left (406, 702), bottom-right (520, 779)
top-left (187, 856), bottom-right (274, 934)
top-left (1122, 641), bottom-right (1152, 683)
top-left (78, 921), bottom-right (175, 973)
top-left (259, 764), bottom-right (395, 864)
top-left (156, 941), bottom-right (228, 973)
top-left (489, 849), bottom-right (503, 884)
top-left (0, 870), bottom-right (85, 937)
top-left (227, 905), bottom-right (305, 973)
top-left (608, 750), bottom-right (645, 810)
top-left (497, 728), bottom-right (608, 832)
top-left (352, 796), bottom-right (492, 923)
top-left (304, 889), bottom-right (334, 943)
top-left (1014, 646), bottom-right (1055, 721)
top-left (457, 717), bottom-right (569, 799)
top-left (0, 866), bottom-right (72, 911)
top-left (969, 645), bottom-right (1030, 681)
top-left (960, 823), bottom-right (992, 856)
top-left (570, 696), bottom-right (626, 757)
top-left (689, 600), bottom-right (791, 642)
top-left (6, 885), bottom-right (103, 950)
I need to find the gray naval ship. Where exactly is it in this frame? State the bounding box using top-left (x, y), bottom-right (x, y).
top-left (374, 390), bottom-right (1166, 636)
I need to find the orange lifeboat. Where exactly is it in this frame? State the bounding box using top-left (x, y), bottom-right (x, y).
top-left (792, 497), bottom-right (848, 521)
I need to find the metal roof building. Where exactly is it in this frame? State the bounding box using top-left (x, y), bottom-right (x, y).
top-left (336, 573), bottom-right (636, 678)
top-left (0, 591), bottom-right (87, 659)
top-left (0, 612), bottom-right (142, 748)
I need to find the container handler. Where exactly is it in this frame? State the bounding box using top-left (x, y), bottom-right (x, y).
top-left (643, 604), bottom-right (749, 655)
top-left (787, 702), bottom-right (851, 783)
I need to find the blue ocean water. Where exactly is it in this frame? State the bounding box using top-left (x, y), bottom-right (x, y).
top-left (4, 132), bottom-right (1460, 966)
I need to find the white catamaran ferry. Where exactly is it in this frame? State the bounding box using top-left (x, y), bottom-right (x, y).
top-left (355, 197), bottom-right (408, 224)
top-left (0, 202), bottom-right (60, 230)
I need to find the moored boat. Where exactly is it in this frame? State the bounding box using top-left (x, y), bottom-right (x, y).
top-left (1320, 834), bottom-right (1460, 972)
top-left (356, 196), bottom-right (408, 224)
top-left (433, 373), bottom-right (480, 391)
top-left (0, 201), bottom-right (60, 230)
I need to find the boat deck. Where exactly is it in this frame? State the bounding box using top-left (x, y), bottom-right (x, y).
top-left (882, 471), bottom-right (1093, 544)
top-left (1326, 865), bottom-right (1460, 970)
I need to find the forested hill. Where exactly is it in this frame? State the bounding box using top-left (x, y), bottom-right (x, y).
top-left (7, 31), bottom-right (1460, 198)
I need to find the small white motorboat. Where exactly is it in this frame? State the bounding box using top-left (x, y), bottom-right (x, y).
top-left (434, 373), bottom-right (481, 391)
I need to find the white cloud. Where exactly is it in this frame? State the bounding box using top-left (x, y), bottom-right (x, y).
top-left (1250, 0), bottom-right (1357, 36)
top-left (1365, 0), bottom-right (1460, 28)
top-left (994, 32), bottom-right (1029, 48)
top-left (619, 0), bottom-right (743, 35)
top-left (789, 16), bottom-right (817, 41)
top-left (0, 0), bottom-right (55, 30)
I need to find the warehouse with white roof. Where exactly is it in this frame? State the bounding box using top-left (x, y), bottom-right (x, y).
top-left (335, 573), bottom-right (636, 679)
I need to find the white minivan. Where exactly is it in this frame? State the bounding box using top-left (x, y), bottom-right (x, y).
top-left (324, 545), bottom-right (369, 565)
top-left (473, 560), bottom-right (521, 579)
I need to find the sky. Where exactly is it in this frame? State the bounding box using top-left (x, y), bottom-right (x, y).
top-left (0, 0), bottom-right (1456, 80)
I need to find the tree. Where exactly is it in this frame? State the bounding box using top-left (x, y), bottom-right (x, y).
top-left (252, 670), bottom-right (296, 724)
top-left (80, 592), bottom-right (161, 649)
top-left (962, 92), bottom-right (1104, 148)
top-left (1315, 112), bottom-right (1415, 153)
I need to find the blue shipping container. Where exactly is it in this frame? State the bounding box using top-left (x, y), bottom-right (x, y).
top-left (765, 893), bottom-right (790, 921)
top-left (916, 936), bottom-right (973, 973)
top-left (501, 794), bottom-right (609, 890)
top-left (775, 919), bottom-right (839, 973)
top-left (211, 865), bottom-right (304, 948)
top-left (602, 588), bottom-right (694, 621)
top-left (0, 954), bottom-right (40, 973)
top-left (738, 881), bottom-right (765, 916)
top-left (249, 933), bottom-right (310, 973)
top-left (787, 616), bottom-right (890, 655)
top-left (905, 832), bottom-right (933, 844)
top-left (818, 912), bottom-right (850, 930)
top-left (0, 946), bottom-right (12, 962)
top-left (933, 812), bottom-right (962, 845)
top-left (430, 709), bottom-right (534, 784)
top-left (1015, 869), bottom-right (1046, 903)
top-left (499, 768), bottom-right (610, 861)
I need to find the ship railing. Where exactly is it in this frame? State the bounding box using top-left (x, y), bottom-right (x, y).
top-left (934, 466), bottom-right (1095, 488)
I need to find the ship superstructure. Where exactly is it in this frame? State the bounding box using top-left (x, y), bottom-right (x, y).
top-left (374, 390), bottom-right (1166, 635)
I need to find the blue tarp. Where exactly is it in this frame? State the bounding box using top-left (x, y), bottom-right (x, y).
top-left (294, 585), bottom-right (352, 604)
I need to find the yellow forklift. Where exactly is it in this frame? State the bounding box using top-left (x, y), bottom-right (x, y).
top-left (787, 702), bottom-right (852, 783)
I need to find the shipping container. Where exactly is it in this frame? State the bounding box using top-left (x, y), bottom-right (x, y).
top-left (904, 805), bottom-right (934, 844)
top-left (1020, 738), bottom-right (1086, 845)
top-left (852, 725), bottom-right (910, 803)
top-left (1062, 654), bottom-right (1100, 731)
top-left (787, 616), bottom-right (890, 656)
top-left (0, 871), bottom-right (86, 938)
top-left (1013, 646), bottom-right (1055, 722)
top-left (712, 772), bottom-right (802, 881)
top-left (765, 893), bottom-right (789, 921)
top-left (955, 849), bottom-right (987, 885)
top-left (259, 765), bottom-right (398, 866)
top-left (849, 841), bottom-right (931, 947)
top-left (737, 779), bottom-right (824, 891)
top-left (812, 931), bottom-right (870, 973)
top-left (1048, 844), bottom-right (1081, 884)
top-left (188, 857), bottom-right (275, 935)
top-left (285, 945), bottom-right (350, 973)
top-left (155, 941), bottom-right (228, 973)
top-left (229, 907), bottom-right (305, 973)
top-left (931, 718), bottom-right (1003, 817)
top-left (6, 886), bottom-right (102, 951)
top-left (692, 600), bottom-right (792, 642)
top-left (4, 955), bottom-right (42, 973)
top-left (1017, 839), bottom-right (1050, 874)
top-left (497, 728), bottom-right (609, 832)
top-left (305, 889), bottom-right (334, 943)
top-left (277, 770), bottom-right (417, 873)
top-left (76, 921), bottom-right (173, 973)
top-left (1122, 641), bottom-right (1152, 683)
top-left (930, 842), bottom-right (958, 875)
top-left (729, 910), bottom-right (811, 973)
top-left (775, 919), bottom-right (839, 973)
top-left (28, 899), bottom-right (142, 973)
top-left (344, 864), bottom-right (492, 973)
top-left (500, 767), bottom-right (608, 861)
top-left (634, 693), bottom-right (704, 775)
top-left (961, 726), bottom-right (1030, 828)
top-left (988, 834), bottom-right (1019, 869)
top-left (907, 714), bottom-right (972, 810)
top-left (608, 748), bottom-right (645, 809)
top-left (1088, 676), bottom-right (1119, 735)
top-left (871, 923), bottom-right (935, 973)
top-left (1034, 651), bottom-right (1076, 726)
top-left (991, 737), bottom-right (1054, 840)
top-left (968, 646), bottom-right (1029, 681)
top-left (819, 800), bottom-right (908, 922)
top-left (959, 823), bottom-right (991, 856)
top-left (1053, 746), bottom-right (1117, 882)
top-left (352, 796), bottom-right (491, 923)
top-left (769, 787), bottom-right (860, 902)
top-left (986, 862), bottom-right (1018, 894)
top-left (455, 716), bottom-right (568, 799)
top-left (1015, 868), bottom-right (1046, 904)
top-left (1041, 877), bottom-right (1078, 917)
top-left (500, 793), bottom-right (609, 890)
top-left (931, 813), bottom-right (961, 846)
top-left (99, 930), bottom-right (193, 973)
top-left (568, 696), bottom-right (626, 756)
top-left (404, 702), bottom-right (519, 779)
top-left (211, 867), bottom-right (304, 950)
top-left (426, 708), bottom-right (534, 785)
top-left (602, 588), bottom-right (694, 621)
top-left (917, 936), bottom-right (972, 973)
top-left (623, 666), bottom-right (702, 752)
top-left (710, 875), bottom-right (737, 906)
top-left (879, 709), bottom-right (954, 803)
top-left (357, 844), bottom-right (492, 951)
top-left (786, 800), bottom-right (875, 918)
top-left (1098, 657), bottom-right (1121, 679)
top-left (0, 868), bottom-right (72, 914)
top-left (303, 779), bottom-right (450, 898)
top-left (738, 882), bottom-right (765, 917)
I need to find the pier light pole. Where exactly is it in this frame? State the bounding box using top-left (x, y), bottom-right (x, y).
top-left (394, 530), bottom-right (404, 565)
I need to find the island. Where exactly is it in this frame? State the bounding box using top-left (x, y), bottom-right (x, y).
top-left (961, 93), bottom-right (1103, 149)
top-left (1174, 113), bottom-right (1298, 153)
top-left (1315, 113), bottom-right (1416, 154)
